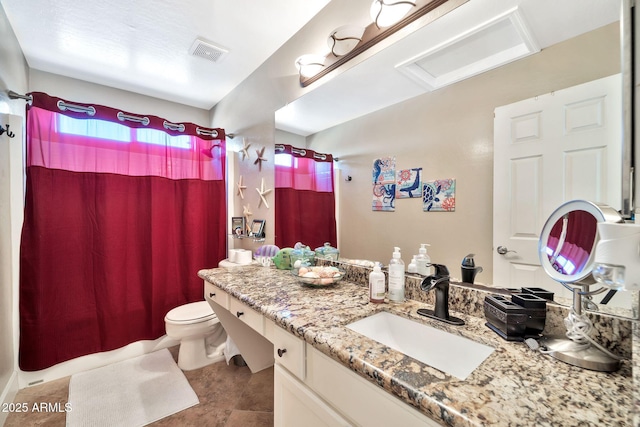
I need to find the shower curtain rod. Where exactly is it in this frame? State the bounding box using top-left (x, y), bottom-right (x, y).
top-left (8, 90), bottom-right (32, 101)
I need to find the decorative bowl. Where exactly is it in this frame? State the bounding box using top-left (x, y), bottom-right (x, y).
top-left (292, 266), bottom-right (344, 287)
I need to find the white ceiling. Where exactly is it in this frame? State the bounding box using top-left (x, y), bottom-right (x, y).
top-left (276, 0), bottom-right (621, 136)
top-left (0, 0), bottom-right (331, 109)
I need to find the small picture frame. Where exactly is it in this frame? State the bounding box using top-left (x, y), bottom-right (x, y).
top-left (231, 217), bottom-right (245, 237)
top-left (250, 219), bottom-right (266, 238)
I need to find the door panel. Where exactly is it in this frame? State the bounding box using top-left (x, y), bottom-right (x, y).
top-left (494, 74), bottom-right (622, 303)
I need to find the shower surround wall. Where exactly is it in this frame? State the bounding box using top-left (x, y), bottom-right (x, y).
top-left (0, 3), bottom-right (29, 420)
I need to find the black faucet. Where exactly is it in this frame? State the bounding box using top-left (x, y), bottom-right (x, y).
top-left (418, 264), bottom-right (465, 326)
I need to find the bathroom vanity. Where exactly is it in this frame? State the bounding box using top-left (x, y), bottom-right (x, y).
top-left (199, 264), bottom-right (636, 426)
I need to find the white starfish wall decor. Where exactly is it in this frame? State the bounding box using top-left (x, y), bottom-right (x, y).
top-left (256, 178), bottom-right (272, 209)
top-left (236, 175), bottom-right (247, 199)
top-left (254, 146), bottom-right (267, 171)
top-left (243, 203), bottom-right (252, 218)
top-left (240, 138), bottom-right (251, 161)
top-left (243, 204), bottom-right (253, 233)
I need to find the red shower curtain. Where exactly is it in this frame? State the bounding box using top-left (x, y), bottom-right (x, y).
top-left (19, 92), bottom-right (226, 371)
top-left (274, 144), bottom-right (336, 249)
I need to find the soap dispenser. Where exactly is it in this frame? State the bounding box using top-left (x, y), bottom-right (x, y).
top-left (388, 247), bottom-right (405, 303)
top-left (416, 244), bottom-right (431, 276)
top-left (461, 254), bottom-right (483, 284)
top-left (408, 256), bottom-right (418, 273)
top-left (369, 262), bottom-right (385, 304)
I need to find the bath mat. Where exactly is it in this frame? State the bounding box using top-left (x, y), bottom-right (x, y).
top-left (66, 348), bottom-right (198, 427)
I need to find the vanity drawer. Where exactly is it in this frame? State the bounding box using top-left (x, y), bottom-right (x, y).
top-left (273, 326), bottom-right (306, 381)
top-left (229, 298), bottom-right (264, 334)
top-left (204, 282), bottom-right (229, 310)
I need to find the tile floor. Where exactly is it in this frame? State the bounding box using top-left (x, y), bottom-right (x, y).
top-left (4, 347), bottom-right (274, 427)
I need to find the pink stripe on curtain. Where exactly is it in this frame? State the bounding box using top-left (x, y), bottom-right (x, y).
top-left (274, 144), bottom-right (336, 249)
top-left (19, 93), bottom-right (226, 371)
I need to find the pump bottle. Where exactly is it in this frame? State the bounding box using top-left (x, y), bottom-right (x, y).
top-left (416, 243), bottom-right (431, 276)
top-left (388, 247), bottom-right (405, 302)
top-left (369, 262), bottom-right (385, 303)
top-left (408, 255), bottom-right (418, 273)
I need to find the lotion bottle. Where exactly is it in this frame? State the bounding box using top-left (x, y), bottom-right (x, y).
top-left (416, 243), bottom-right (431, 276)
top-left (369, 262), bottom-right (385, 303)
top-left (408, 255), bottom-right (418, 273)
top-left (388, 247), bottom-right (405, 303)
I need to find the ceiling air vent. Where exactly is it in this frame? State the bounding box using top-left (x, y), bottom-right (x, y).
top-left (189, 38), bottom-right (229, 63)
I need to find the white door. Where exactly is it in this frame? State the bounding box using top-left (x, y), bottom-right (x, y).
top-left (493, 74), bottom-right (622, 302)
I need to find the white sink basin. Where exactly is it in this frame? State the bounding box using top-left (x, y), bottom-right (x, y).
top-left (346, 311), bottom-right (494, 380)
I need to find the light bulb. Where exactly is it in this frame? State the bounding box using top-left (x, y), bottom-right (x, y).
top-left (295, 54), bottom-right (326, 78)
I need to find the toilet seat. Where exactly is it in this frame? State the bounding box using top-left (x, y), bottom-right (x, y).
top-left (165, 301), bottom-right (216, 324)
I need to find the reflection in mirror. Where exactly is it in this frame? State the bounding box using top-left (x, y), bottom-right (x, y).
top-left (539, 201), bottom-right (622, 285)
top-left (544, 210), bottom-right (598, 281)
top-left (273, 141), bottom-right (337, 249)
top-left (274, 1), bottom-right (637, 318)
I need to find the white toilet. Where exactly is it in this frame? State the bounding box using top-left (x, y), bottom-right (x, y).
top-left (164, 301), bottom-right (227, 371)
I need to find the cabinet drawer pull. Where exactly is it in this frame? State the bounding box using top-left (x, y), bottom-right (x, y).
top-left (209, 292), bottom-right (215, 298)
top-left (277, 348), bottom-right (287, 357)
top-left (236, 311), bottom-right (244, 318)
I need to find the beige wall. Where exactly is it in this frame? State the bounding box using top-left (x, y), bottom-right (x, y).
top-left (215, 20), bottom-right (620, 284)
top-left (28, 70), bottom-right (211, 126)
top-left (0, 2), bottom-right (29, 417)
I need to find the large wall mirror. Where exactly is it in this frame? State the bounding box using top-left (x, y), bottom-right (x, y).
top-left (274, 0), bottom-right (637, 318)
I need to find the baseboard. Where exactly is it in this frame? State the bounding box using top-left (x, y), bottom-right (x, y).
top-left (0, 370), bottom-right (19, 426)
top-left (17, 336), bottom-right (179, 389)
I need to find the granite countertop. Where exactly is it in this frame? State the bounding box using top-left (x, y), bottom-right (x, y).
top-left (199, 265), bottom-right (635, 427)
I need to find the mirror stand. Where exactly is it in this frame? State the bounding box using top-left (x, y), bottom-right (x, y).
top-left (536, 200), bottom-right (626, 371)
top-left (538, 283), bottom-right (621, 372)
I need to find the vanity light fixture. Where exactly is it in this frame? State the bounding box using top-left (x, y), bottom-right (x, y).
top-left (295, 54), bottom-right (326, 78)
top-left (296, 0), bottom-right (467, 87)
top-left (328, 25), bottom-right (366, 56)
top-left (370, 0), bottom-right (417, 29)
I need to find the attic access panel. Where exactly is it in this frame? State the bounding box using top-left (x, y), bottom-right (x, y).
top-left (396, 8), bottom-right (539, 91)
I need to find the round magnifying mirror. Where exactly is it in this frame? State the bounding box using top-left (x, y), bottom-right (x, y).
top-left (538, 200), bottom-right (622, 285)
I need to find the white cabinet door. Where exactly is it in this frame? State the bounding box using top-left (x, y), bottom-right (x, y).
top-left (274, 364), bottom-right (350, 427)
top-left (493, 74), bottom-right (621, 300)
top-left (305, 345), bottom-right (443, 427)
